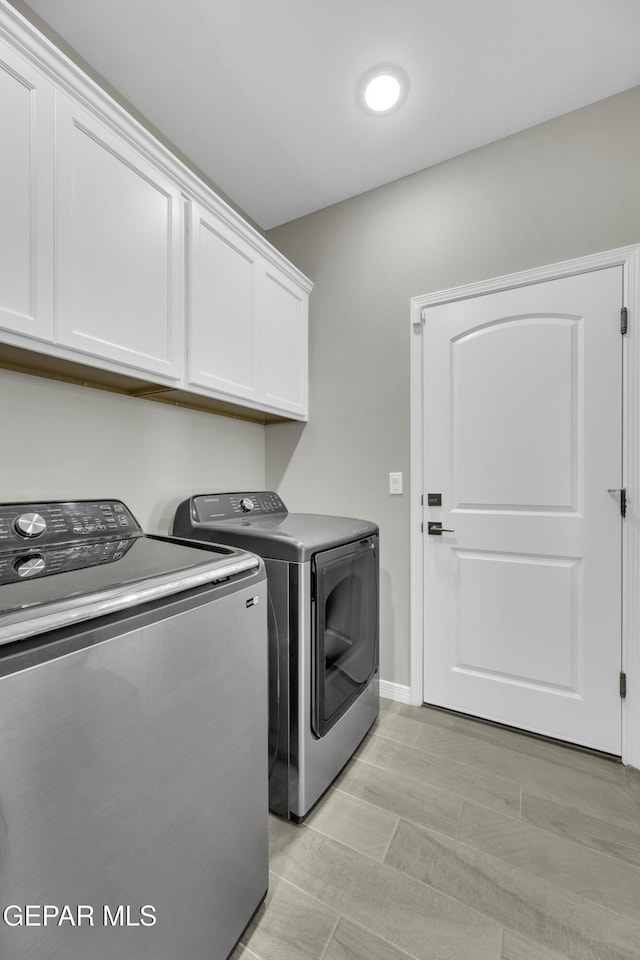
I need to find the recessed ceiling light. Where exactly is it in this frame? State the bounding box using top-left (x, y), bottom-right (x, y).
top-left (359, 66), bottom-right (408, 115)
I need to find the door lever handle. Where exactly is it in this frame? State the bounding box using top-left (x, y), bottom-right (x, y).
top-left (427, 522), bottom-right (455, 536)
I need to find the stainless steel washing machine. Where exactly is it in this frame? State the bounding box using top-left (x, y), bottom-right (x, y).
top-left (0, 499), bottom-right (268, 960)
top-left (172, 491), bottom-right (379, 821)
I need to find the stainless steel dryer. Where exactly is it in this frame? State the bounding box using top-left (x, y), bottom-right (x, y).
top-left (172, 491), bottom-right (379, 821)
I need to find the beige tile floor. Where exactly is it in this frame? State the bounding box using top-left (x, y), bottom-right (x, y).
top-left (232, 698), bottom-right (640, 960)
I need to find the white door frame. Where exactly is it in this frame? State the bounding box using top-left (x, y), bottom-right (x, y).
top-left (409, 244), bottom-right (640, 768)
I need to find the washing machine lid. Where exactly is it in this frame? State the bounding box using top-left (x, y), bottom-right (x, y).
top-left (173, 493), bottom-right (379, 562)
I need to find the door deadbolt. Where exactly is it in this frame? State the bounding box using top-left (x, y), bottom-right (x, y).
top-left (427, 522), bottom-right (455, 536)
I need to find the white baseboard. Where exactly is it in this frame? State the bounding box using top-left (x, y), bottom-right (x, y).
top-left (377, 679), bottom-right (411, 704)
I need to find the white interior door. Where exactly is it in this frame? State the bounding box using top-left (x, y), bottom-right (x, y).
top-left (422, 267), bottom-right (623, 754)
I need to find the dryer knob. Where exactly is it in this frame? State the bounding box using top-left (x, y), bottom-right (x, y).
top-left (240, 497), bottom-right (255, 513)
top-left (14, 512), bottom-right (47, 538)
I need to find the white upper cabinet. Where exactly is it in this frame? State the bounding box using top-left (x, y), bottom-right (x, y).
top-left (187, 200), bottom-right (310, 419)
top-left (262, 265), bottom-right (308, 418)
top-left (0, 5), bottom-right (311, 420)
top-left (0, 39), bottom-right (53, 341)
top-left (188, 201), bottom-right (260, 402)
top-left (54, 93), bottom-right (183, 381)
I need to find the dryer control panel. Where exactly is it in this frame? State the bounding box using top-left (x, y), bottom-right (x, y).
top-left (192, 492), bottom-right (287, 523)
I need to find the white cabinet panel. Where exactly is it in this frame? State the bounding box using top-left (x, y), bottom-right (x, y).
top-left (188, 203), bottom-right (259, 400)
top-left (0, 40), bottom-right (53, 340)
top-left (262, 266), bottom-right (308, 418)
top-left (187, 201), bottom-right (309, 419)
top-left (54, 93), bottom-right (183, 380)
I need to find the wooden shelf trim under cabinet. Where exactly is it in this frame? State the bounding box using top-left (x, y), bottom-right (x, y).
top-left (0, 345), bottom-right (295, 424)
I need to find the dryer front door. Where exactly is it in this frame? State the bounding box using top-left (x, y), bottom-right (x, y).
top-left (312, 536), bottom-right (378, 738)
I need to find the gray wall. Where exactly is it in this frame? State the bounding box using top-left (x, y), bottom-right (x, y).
top-left (0, 368), bottom-right (265, 533)
top-left (266, 85), bottom-right (640, 689)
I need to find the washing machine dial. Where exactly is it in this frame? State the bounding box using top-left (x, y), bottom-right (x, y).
top-left (239, 497), bottom-right (255, 513)
top-left (14, 554), bottom-right (46, 578)
top-left (14, 512), bottom-right (47, 538)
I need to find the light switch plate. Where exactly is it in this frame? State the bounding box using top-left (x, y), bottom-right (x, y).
top-left (389, 472), bottom-right (403, 495)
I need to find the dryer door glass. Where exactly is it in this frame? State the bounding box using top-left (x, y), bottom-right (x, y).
top-left (312, 537), bottom-right (378, 737)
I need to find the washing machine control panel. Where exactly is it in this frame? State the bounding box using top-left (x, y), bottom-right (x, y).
top-left (0, 500), bottom-right (141, 549)
top-left (0, 500), bottom-right (142, 586)
top-left (194, 491), bottom-right (287, 522)
top-left (0, 537), bottom-right (137, 585)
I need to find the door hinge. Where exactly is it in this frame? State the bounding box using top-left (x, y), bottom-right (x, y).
top-left (620, 671), bottom-right (627, 699)
top-left (621, 306), bottom-right (628, 335)
top-left (609, 487), bottom-right (627, 517)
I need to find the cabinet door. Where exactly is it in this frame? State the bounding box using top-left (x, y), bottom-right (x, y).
top-left (0, 41), bottom-right (53, 340)
top-left (261, 265), bottom-right (308, 419)
top-left (55, 93), bottom-right (182, 380)
top-left (187, 201), bottom-right (259, 401)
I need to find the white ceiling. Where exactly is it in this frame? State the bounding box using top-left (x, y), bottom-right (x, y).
top-left (17, 0), bottom-right (640, 229)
